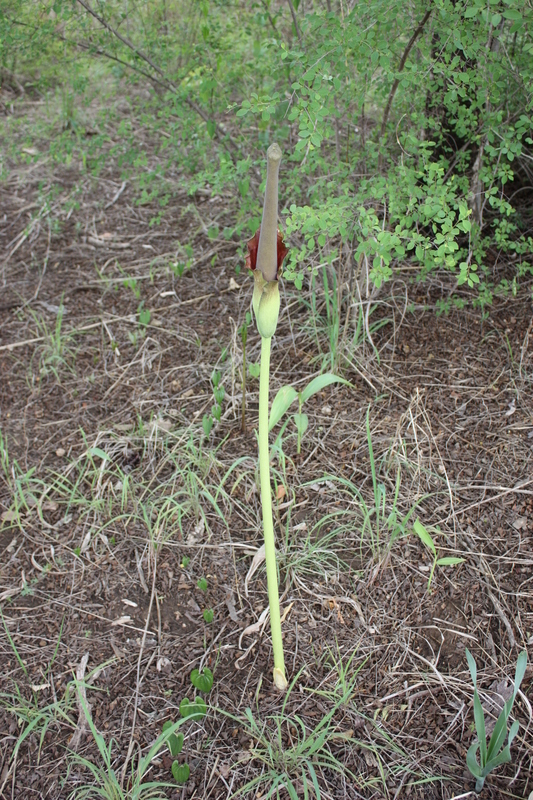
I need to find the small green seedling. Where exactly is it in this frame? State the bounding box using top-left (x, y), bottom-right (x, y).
top-left (197, 577), bottom-right (208, 592)
top-left (171, 244), bottom-right (194, 277)
top-left (292, 411), bottom-right (308, 450)
top-left (412, 518), bottom-right (465, 591)
top-left (171, 258), bottom-right (194, 278)
top-left (269, 373), bottom-right (350, 454)
top-left (171, 261), bottom-right (187, 278)
top-left (190, 667), bottom-right (214, 693)
top-left (164, 665), bottom-right (214, 786)
top-left (181, 556), bottom-right (190, 569)
top-left (69, 692), bottom-right (187, 797)
top-left (128, 302), bottom-right (151, 346)
top-left (162, 720), bottom-right (184, 757)
top-left (123, 275), bottom-right (141, 299)
top-left (138, 304), bottom-right (151, 327)
top-left (211, 370), bottom-right (225, 421)
top-left (465, 648), bottom-right (527, 793)
top-left (179, 696), bottom-right (207, 719)
top-left (202, 370), bottom-right (225, 437)
top-left (172, 762), bottom-right (190, 783)
top-left (202, 414), bottom-right (213, 437)
top-left (161, 724), bottom-right (188, 784)
top-left (203, 608), bottom-right (214, 623)
top-left (248, 362), bottom-right (260, 378)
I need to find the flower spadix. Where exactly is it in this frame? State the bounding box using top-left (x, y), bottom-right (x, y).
top-left (246, 143), bottom-right (288, 340)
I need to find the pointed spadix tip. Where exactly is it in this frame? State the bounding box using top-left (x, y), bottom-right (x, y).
top-left (267, 143), bottom-right (282, 163)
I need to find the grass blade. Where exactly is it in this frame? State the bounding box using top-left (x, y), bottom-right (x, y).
top-left (473, 689), bottom-right (487, 767)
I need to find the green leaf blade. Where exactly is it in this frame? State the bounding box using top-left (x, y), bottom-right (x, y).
top-left (473, 689), bottom-right (487, 767)
top-left (172, 762), bottom-right (190, 783)
top-left (486, 710), bottom-right (511, 761)
top-left (413, 518), bottom-right (436, 556)
top-left (300, 374), bottom-right (350, 403)
top-left (466, 648), bottom-right (477, 686)
top-left (269, 385), bottom-right (298, 430)
top-left (513, 650), bottom-right (527, 697)
top-left (466, 742), bottom-right (482, 778)
top-left (293, 412), bottom-right (309, 436)
top-left (190, 667), bottom-right (214, 693)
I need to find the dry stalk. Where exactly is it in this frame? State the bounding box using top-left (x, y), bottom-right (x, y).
top-left (69, 653), bottom-right (92, 751)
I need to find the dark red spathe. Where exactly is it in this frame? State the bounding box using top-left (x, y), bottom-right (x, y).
top-left (246, 229), bottom-right (288, 276)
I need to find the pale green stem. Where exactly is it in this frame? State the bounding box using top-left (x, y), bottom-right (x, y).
top-left (297, 394), bottom-right (302, 455)
top-left (259, 335), bottom-right (287, 691)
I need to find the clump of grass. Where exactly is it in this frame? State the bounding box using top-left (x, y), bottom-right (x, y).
top-left (466, 648), bottom-right (527, 793)
top-left (29, 300), bottom-right (77, 382)
top-left (0, 614), bottom-right (77, 772)
top-left (299, 407), bottom-right (435, 580)
top-left (66, 682), bottom-right (187, 799)
top-left (217, 667), bottom-right (431, 799)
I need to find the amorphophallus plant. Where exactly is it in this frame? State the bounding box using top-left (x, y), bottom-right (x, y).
top-left (248, 143), bottom-right (289, 691)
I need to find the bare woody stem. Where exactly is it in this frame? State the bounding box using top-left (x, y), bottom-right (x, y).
top-left (380, 8), bottom-right (432, 138)
top-left (287, 0), bottom-right (303, 47)
top-left (74, 0), bottom-right (240, 154)
top-left (378, 7), bottom-right (432, 171)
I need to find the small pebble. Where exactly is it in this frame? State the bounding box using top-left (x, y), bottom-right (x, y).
top-left (55, 448), bottom-right (65, 457)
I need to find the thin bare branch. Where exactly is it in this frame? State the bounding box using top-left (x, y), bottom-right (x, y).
top-left (380, 8), bottom-right (433, 139)
top-left (287, 0), bottom-right (303, 47)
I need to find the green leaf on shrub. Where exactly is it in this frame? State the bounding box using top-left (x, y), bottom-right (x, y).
top-left (503, 9), bottom-right (522, 19)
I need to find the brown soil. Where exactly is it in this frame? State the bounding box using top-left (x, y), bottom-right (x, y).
top-left (1, 93), bottom-right (532, 800)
